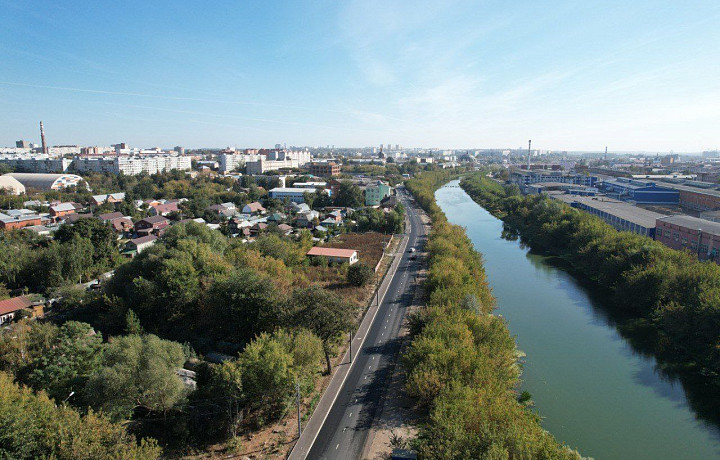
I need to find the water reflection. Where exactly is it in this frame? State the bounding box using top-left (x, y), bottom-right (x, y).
top-left (436, 181), bottom-right (720, 459)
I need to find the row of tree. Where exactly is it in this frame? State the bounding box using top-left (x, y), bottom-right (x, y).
top-left (461, 173), bottom-right (720, 399)
top-left (404, 171), bottom-right (582, 459)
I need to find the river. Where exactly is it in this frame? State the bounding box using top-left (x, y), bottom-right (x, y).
top-left (435, 180), bottom-right (720, 460)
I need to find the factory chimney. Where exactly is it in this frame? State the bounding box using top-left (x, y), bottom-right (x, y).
top-left (527, 139), bottom-right (532, 170)
top-left (40, 121), bottom-right (48, 154)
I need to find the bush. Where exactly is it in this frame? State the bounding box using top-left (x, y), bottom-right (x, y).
top-left (346, 262), bottom-right (374, 286)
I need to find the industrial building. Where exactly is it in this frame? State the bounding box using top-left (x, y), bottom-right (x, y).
top-left (653, 180), bottom-right (720, 211)
top-left (7, 173), bottom-right (84, 191)
top-left (552, 194), bottom-right (664, 237)
top-left (268, 187), bottom-right (329, 203)
top-left (600, 178), bottom-right (679, 204)
top-left (510, 169), bottom-right (598, 187)
top-left (655, 215), bottom-right (720, 262)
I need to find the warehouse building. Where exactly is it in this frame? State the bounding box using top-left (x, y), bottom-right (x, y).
top-left (600, 177), bottom-right (679, 205)
top-left (655, 215), bottom-right (720, 262)
top-left (552, 194), bottom-right (665, 238)
top-left (654, 181), bottom-right (720, 212)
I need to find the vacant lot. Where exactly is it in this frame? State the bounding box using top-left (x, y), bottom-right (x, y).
top-left (326, 232), bottom-right (392, 268)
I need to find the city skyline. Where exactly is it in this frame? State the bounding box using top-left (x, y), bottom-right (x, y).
top-left (1, 0), bottom-right (719, 151)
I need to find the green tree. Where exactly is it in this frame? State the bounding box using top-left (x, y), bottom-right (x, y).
top-left (236, 333), bottom-right (295, 423)
top-left (28, 321), bottom-right (103, 404)
top-left (207, 269), bottom-right (282, 344)
top-left (55, 217), bottom-right (119, 270)
top-left (0, 372), bottom-right (161, 460)
top-left (286, 286), bottom-right (354, 374)
top-left (333, 180), bottom-right (364, 208)
top-left (347, 262), bottom-right (374, 287)
top-left (85, 334), bottom-right (187, 420)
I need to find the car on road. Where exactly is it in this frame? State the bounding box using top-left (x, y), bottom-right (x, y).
top-left (408, 247), bottom-right (416, 253)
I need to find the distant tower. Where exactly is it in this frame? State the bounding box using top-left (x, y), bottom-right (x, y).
top-left (605, 146), bottom-right (608, 159)
top-left (527, 140), bottom-right (532, 170)
top-left (40, 121), bottom-right (48, 154)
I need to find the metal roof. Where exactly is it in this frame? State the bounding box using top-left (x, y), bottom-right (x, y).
top-left (657, 215), bottom-right (720, 235)
top-left (307, 247), bottom-right (357, 258)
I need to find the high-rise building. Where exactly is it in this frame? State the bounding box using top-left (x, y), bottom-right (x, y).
top-left (15, 140), bottom-right (29, 148)
top-left (174, 146), bottom-right (185, 155)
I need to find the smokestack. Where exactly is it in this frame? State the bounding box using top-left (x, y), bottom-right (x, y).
top-left (527, 139), bottom-right (532, 170)
top-left (40, 121), bottom-right (48, 154)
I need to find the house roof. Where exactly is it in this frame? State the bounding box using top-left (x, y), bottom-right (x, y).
top-left (152, 202), bottom-right (179, 214)
top-left (278, 224), bottom-right (293, 231)
top-left (130, 234), bottom-right (158, 246)
top-left (137, 215), bottom-right (168, 225)
top-left (98, 211), bottom-right (124, 221)
top-left (244, 201), bottom-right (265, 212)
top-left (50, 202), bottom-right (76, 212)
top-left (0, 296), bottom-right (33, 316)
top-left (307, 247), bottom-right (357, 258)
top-left (110, 217), bottom-right (133, 232)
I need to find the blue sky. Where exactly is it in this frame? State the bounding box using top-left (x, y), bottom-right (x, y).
top-left (1, 0), bottom-right (719, 151)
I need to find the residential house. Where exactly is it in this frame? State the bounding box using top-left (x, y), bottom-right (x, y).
top-left (135, 215), bottom-right (170, 236)
top-left (306, 247), bottom-right (358, 264)
top-left (0, 214), bottom-right (45, 230)
top-left (295, 210), bottom-right (320, 228)
top-left (91, 193), bottom-right (126, 205)
top-left (98, 212), bottom-right (134, 235)
top-left (267, 212), bottom-right (286, 224)
top-left (288, 202), bottom-right (311, 213)
top-left (149, 201), bottom-right (180, 217)
top-left (49, 202), bottom-right (79, 217)
top-left (277, 223), bottom-right (293, 235)
top-left (25, 225), bottom-right (52, 236)
top-left (126, 234), bottom-right (158, 255)
top-left (251, 222), bottom-right (268, 236)
top-left (242, 201), bottom-right (266, 215)
top-left (0, 295), bottom-right (43, 326)
top-left (207, 202), bottom-right (237, 218)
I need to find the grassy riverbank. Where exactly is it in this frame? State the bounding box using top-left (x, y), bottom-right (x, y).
top-left (460, 173), bottom-right (720, 421)
top-left (403, 170), bottom-right (582, 459)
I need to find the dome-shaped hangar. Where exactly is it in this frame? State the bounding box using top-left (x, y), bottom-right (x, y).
top-left (7, 173), bottom-right (84, 191)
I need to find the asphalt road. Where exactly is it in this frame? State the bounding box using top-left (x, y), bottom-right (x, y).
top-left (306, 188), bottom-right (426, 460)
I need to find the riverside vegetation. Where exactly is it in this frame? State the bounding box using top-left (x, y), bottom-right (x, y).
top-left (460, 172), bottom-right (720, 422)
top-left (404, 170), bottom-right (582, 459)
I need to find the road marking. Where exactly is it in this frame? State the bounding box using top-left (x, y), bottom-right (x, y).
top-left (336, 444), bottom-right (340, 450)
top-left (349, 412), bottom-right (352, 417)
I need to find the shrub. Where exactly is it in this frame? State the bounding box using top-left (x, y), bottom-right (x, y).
top-left (346, 262), bottom-right (374, 287)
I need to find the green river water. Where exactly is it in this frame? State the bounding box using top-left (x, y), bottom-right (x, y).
top-left (435, 180), bottom-right (720, 460)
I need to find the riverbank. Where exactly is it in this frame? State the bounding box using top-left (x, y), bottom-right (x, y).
top-left (460, 172), bottom-right (720, 425)
top-left (403, 170), bottom-right (583, 459)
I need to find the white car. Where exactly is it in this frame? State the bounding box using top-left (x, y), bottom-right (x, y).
top-left (408, 247), bottom-right (416, 253)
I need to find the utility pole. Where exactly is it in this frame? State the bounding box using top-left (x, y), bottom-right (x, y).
top-left (376, 271), bottom-right (379, 306)
top-left (349, 330), bottom-right (353, 363)
top-left (295, 379), bottom-right (302, 438)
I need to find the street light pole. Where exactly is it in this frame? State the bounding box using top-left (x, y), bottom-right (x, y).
top-left (295, 379), bottom-right (301, 438)
top-left (349, 330), bottom-right (352, 363)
